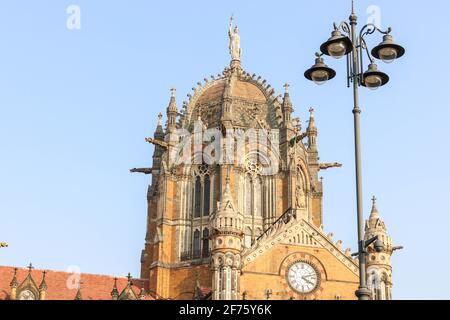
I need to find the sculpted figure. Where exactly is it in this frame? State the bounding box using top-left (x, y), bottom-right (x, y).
top-left (229, 16), bottom-right (241, 61)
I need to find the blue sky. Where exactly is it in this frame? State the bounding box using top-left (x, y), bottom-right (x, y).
top-left (0, 0), bottom-right (449, 300)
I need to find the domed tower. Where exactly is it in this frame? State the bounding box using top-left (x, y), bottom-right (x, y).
top-left (364, 197), bottom-right (394, 300)
top-left (134, 16), bottom-right (337, 300)
top-left (210, 173), bottom-right (244, 300)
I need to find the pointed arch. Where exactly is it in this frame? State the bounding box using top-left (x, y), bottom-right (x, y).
top-left (203, 175), bottom-right (211, 217)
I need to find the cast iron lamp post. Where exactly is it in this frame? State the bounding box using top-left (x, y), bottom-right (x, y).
top-left (304, 1), bottom-right (405, 300)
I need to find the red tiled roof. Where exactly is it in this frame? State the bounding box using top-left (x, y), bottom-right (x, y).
top-left (0, 266), bottom-right (154, 300)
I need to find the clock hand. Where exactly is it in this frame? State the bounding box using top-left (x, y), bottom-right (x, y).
top-left (302, 277), bottom-right (314, 286)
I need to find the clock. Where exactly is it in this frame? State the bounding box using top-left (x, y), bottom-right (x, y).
top-left (287, 261), bottom-right (320, 294)
top-left (18, 289), bottom-right (36, 300)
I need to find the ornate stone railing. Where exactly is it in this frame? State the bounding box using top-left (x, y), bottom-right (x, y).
top-left (180, 249), bottom-right (211, 262)
top-left (257, 208), bottom-right (297, 242)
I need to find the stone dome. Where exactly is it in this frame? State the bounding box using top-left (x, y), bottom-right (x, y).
top-left (181, 65), bottom-right (283, 130)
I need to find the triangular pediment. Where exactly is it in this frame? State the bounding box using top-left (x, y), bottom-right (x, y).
top-left (242, 218), bottom-right (359, 276)
top-left (16, 273), bottom-right (40, 300)
top-left (225, 201), bottom-right (234, 211)
top-left (118, 287), bottom-right (138, 300)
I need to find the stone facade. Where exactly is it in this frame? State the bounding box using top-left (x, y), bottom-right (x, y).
top-left (133, 21), bottom-right (397, 301)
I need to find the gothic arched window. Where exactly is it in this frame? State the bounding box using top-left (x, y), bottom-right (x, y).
top-left (192, 165), bottom-right (213, 218)
top-left (244, 175), bottom-right (252, 216)
top-left (202, 228), bottom-right (210, 257)
top-left (194, 176), bottom-right (202, 218)
top-left (254, 177), bottom-right (262, 217)
top-left (203, 175), bottom-right (211, 217)
top-left (244, 159), bottom-right (264, 218)
top-left (193, 230), bottom-right (200, 258)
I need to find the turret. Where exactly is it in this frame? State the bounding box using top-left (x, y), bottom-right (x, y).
top-left (9, 268), bottom-right (18, 300)
top-left (166, 87), bottom-right (178, 133)
top-left (151, 113), bottom-right (165, 174)
top-left (279, 83), bottom-right (296, 167)
top-left (364, 196), bottom-right (394, 300)
top-left (38, 271), bottom-right (47, 300)
top-left (307, 107), bottom-right (318, 155)
top-left (281, 83), bottom-right (294, 129)
top-left (210, 175), bottom-right (244, 300)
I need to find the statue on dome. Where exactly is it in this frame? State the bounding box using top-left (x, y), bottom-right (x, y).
top-left (229, 16), bottom-right (241, 61)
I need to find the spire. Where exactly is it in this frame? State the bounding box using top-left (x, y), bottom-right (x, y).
top-left (10, 268), bottom-right (18, 289)
top-left (154, 112), bottom-right (165, 140)
top-left (111, 277), bottom-right (119, 300)
top-left (370, 196), bottom-right (380, 219)
top-left (219, 172), bottom-right (236, 213)
top-left (307, 107), bottom-right (318, 150)
top-left (39, 271), bottom-right (47, 291)
top-left (282, 83), bottom-right (294, 127)
top-left (365, 196), bottom-right (388, 234)
top-left (75, 281), bottom-right (83, 300)
top-left (308, 107), bottom-right (316, 130)
top-left (166, 87), bottom-right (178, 132)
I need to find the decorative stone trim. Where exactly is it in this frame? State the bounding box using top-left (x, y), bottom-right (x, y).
top-left (242, 218), bottom-right (359, 276)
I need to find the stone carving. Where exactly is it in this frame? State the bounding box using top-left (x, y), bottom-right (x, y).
top-left (295, 169), bottom-right (306, 209)
top-left (229, 16), bottom-right (241, 61)
top-left (319, 162), bottom-right (343, 170)
top-left (130, 168), bottom-right (153, 175)
top-left (295, 184), bottom-right (306, 209)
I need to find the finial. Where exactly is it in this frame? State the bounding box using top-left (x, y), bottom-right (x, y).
top-left (170, 87), bottom-right (176, 98)
top-left (10, 268), bottom-right (19, 288)
top-left (309, 107), bottom-right (315, 116)
top-left (27, 263), bottom-right (34, 273)
top-left (75, 280), bottom-right (83, 300)
top-left (157, 112), bottom-right (163, 127)
top-left (39, 270), bottom-right (48, 290)
top-left (370, 195), bottom-right (380, 218)
top-left (111, 277), bottom-right (119, 299)
top-left (283, 83), bottom-right (290, 94)
top-left (352, 0), bottom-right (355, 14)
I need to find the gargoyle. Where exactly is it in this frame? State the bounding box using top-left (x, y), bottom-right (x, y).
top-left (319, 163), bottom-right (343, 170)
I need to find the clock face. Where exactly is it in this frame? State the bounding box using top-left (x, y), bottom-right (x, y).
top-left (18, 289), bottom-right (36, 300)
top-left (287, 261), bottom-right (319, 294)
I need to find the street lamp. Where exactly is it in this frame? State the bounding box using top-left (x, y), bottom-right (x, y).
top-left (304, 0), bottom-right (405, 301)
top-left (304, 53), bottom-right (336, 85)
